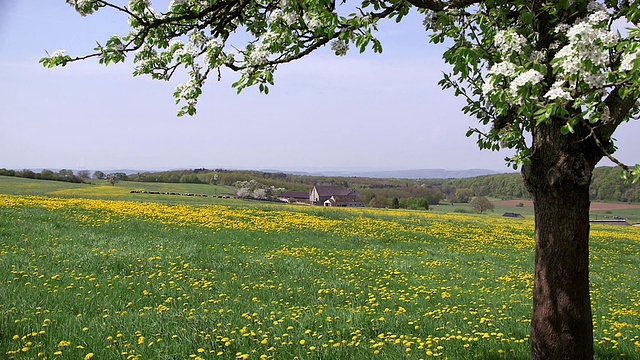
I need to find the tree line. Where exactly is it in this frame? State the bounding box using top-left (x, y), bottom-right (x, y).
top-left (440, 167), bottom-right (640, 203)
top-left (4, 166), bottom-right (638, 205)
top-left (0, 168), bottom-right (86, 183)
top-left (0, 168), bottom-right (128, 185)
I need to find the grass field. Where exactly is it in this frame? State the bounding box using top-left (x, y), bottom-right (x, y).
top-left (1, 177), bottom-right (639, 359)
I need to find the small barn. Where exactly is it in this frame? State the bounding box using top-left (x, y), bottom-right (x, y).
top-left (589, 219), bottom-right (630, 226)
top-left (278, 191), bottom-right (310, 203)
top-left (323, 195), bottom-right (365, 207)
top-left (503, 212), bottom-right (524, 218)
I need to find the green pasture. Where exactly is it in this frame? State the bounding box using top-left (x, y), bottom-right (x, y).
top-left (0, 177), bottom-right (639, 359)
top-left (0, 176), bottom-right (236, 205)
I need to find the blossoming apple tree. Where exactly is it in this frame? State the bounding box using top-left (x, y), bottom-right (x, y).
top-left (43, 0), bottom-right (640, 359)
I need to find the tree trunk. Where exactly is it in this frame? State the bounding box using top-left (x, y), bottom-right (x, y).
top-left (523, 127), bottom-right (601, 359)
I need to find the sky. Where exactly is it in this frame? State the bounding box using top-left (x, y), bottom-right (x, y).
top-left (1, 1), bottom-right (638, 174)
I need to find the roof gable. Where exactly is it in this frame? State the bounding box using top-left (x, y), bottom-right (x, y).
top-left (314, 186), bottom-right (355, 196)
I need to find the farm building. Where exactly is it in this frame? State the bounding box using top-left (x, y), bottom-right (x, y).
top-left (324, 195), bottom-right (365, 207)
top-left (278, 191), bottom-right (310, 203)
top-left (310, 186), bottom-right (364, 207)
top-left (589, 219), bottom-right (630, 226)
top-left (503, 212), bottom-right (524, 218)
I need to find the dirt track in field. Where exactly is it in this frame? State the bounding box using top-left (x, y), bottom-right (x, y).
top-left (492, 200), bottom-right (640, 211)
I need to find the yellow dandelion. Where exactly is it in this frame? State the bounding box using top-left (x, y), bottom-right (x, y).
top-left (57, 340), bottom-right (71, 347)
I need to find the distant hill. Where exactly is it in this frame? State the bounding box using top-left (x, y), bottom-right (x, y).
top-left (302, 168), bottom-right (504, 179)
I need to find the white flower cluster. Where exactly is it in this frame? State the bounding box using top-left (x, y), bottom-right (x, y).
top-left (129, 0), bottom-right (151, 10)
top-left (248, 42), bottom-right (270, 65)
top-left (331, 39), bottom-right (349, 56)
top-left (66, 0), bottom-right (95, 16)
top-left (206, 37), bottom-right (223, 50)
top-left (620, 51), bottom-right (639, 72)
top-left (494, 29), bottom-right (528, 55)
top-left (174, 79), bottom-right (199, 107)
top-left (269, 6), bottom-right (298, 26)
top-left (171, 40), bottom-right (198, 59)
top-left (546, 3), bottom-right (618, 101)
top-left (423, 10), bottom-right (439, 29)
top-left (488, 61), bottom-right (516, 77)
top-left (483, 61), bottom-right (517, 95)
top-left (509, 69), bottom-right (544, 97)
top-left (168, 0), bottom-right (187, 10)
top-left (127, 0), bottom-right (159, 20)
top-left (545, 84), bottom-right (573, 101)
top-left (483, 31), bottom-right (542, 100)
top-left (50, 49), bottom-right (67, 59)
top-left (204, 37), bottom-right (233, 67)
top-left (304, 13), bottom-right (322, 30)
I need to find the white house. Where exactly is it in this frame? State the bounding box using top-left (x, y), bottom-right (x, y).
top-left (310, 186), bottom-right (364, 207)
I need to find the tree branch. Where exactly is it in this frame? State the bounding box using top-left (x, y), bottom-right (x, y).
top-left (596, 85), bottom-right (640, 141)
top-left (584, 122), bottom-right (631, 172)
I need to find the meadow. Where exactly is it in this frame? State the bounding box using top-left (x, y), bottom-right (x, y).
top-left (0, 177), bottom-right (639, 359)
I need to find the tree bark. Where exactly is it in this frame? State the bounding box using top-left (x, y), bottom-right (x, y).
top-left (523, 124), bottom-right (601, 360)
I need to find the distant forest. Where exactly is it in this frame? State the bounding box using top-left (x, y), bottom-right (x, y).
top-left (2, 166), bottom-right (639, 207)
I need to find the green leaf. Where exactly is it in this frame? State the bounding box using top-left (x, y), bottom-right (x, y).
top-left (560, 123), bottom-right (574, 135)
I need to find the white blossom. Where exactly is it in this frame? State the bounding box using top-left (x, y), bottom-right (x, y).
top-left (551, 9), bottom-right (619, 91)
top-left (128, 0), bottom-right (151, 10)
top-left (545, 81), bottom-right (573, 101)
top-left (252, 188), bottom-right (268, 199)
top-left (554, 23), bottom-right (571, 34)
top-left (587, 0), bottom-right (607, 13)
top-left (268, 9), bottom-right (283, 23)
top-left (554, 45), bottom-right (579, 75)
top-left (494, 29), bottom-right (528, 55)
top-left (282, 11), bottom-right (298, 25)
top-left (279, 0), bottom-right (291, 8)
top-left (175, 80), bottom-right (194, 99)
top-left (304, 13), bottom-right (322, 30)
top-left (66, 0), bottom-right (95, 16)
top-left (488, 61), bottom-right (517, 77)
top-left (206, 37), bottom-right (224, 50)
top-left (588, 10), bottom-right (609, 24)
top-left (482, 79), bottom-right (495, 95)
top-left (262, 30), bottom-right (278, 43)
top-left (248, 42), bottom-right (270, 64)
top-left (509, 69), bottom-right (543, 96)
top-left (423, 10), bottom-right (439, 29)
top-left (620, 51), bottom-right (638, 71)
top-left (331, 39), bottom-right (349, 56)
top-left (236, 187), bottom-right (250, 198)
top-left (50, 49), bottom-right (67, 59)
top-left (189, 31), bottom-right (206, 47)
top-left (168, 0), bottom-right (187, 10)
top-left (174, 42), bottom-right (198, 58)
top-left (583, 73), bottom-right (605, 88)
top-left (67, 0), bottom-right (92, 6)
top-left (169, 39), bottom-right (184, 50)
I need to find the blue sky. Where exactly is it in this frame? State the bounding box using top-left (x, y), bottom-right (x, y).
top-left (1, 1), bottom-right (638, 173)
